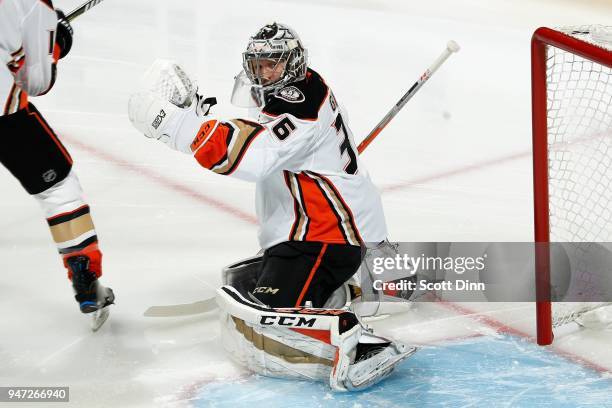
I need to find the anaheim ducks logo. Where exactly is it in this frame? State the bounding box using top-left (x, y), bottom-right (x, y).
top-left (277, 86), bottom-right (305, 103)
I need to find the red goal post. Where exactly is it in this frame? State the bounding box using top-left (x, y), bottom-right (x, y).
top-left (531, 26), bottom-right (612, 345)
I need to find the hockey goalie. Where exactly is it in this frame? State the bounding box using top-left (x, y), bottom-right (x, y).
top-left (128, 22), bottom-right (416, 390)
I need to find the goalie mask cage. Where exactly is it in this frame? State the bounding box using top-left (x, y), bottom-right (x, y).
top-left (531, 26), bottom-right (612, 345)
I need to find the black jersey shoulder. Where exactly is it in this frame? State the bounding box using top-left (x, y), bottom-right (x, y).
top-left (262, 69), bottom-right (329, 121)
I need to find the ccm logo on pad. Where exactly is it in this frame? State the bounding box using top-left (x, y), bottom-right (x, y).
top-left (260, 315), bottom-right (316, 327)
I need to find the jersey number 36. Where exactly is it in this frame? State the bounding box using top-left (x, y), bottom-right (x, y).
top-left (333, 114), bottom-right (358, 175)
top-left (272, 114), bottom-right (358, 175)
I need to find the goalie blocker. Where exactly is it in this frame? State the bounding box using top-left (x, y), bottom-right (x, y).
top-left (217, 285), bottom-right (417, 391)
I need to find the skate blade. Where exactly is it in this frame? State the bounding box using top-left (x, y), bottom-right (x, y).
top-left (91, 306), bottom-right (110, 332)
top-left (347, 345), bottom-right (418, 390)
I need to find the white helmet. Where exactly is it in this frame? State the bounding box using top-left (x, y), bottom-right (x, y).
top-left (242, 23), bottom-right (308, 100)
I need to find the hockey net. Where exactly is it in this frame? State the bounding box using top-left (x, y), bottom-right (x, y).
top-left (531, 26), bottom-right (612, 345)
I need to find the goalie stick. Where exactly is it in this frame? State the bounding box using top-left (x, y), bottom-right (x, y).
top-left (143, 298), bottom-right (218, 317)
top-left (357, 40), bottom-right (460, 153)
top-left (143, 40), bottom-right (461, 317)
top-left (142, 296), bottom-right (399, 319)
top-left (66, 0), bottom-right (106, 22)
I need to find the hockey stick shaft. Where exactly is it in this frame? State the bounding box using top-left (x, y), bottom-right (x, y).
top-left (357, 41), bottom-right (460, 154)
top-left (66, 0), bottom-right (106, 22)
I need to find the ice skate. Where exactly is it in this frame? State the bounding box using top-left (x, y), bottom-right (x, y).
top-left (343, 341), bottom-right (418, 391)
top-left (67, 256), bottom-right (115, 331)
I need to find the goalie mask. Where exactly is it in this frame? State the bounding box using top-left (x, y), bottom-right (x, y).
top-left (241, 22), bottom-right (308, 105)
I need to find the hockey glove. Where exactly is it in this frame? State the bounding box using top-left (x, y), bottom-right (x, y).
top-left (55, 9), bottom-right (74, 59)
top-left (195, 94), bottom-right (217, 117)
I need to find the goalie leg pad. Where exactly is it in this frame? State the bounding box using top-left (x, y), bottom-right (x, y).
top-left (216, 286), bottom-right (416, 391)
top-left (217, 285), bottom-right (359, 382)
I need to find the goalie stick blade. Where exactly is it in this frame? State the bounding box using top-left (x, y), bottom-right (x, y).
top-left (361, 314), bottom-right (391, 322)
top-left (143, 297), bottom-right (218, 317)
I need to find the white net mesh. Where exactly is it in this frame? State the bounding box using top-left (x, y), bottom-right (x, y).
top-left (544, 25), bottom-right (612, 328)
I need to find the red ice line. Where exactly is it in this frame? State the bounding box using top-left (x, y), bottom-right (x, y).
top-left (63, 134), bottom-right (612, 375)
top-left (380, 150), bottom-right (529, 193)
top-left (438, 301), bottom-right (611, 374)
top-left (62, 134), bottom-right (258, 225)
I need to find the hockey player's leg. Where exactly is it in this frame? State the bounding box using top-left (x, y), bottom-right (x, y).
top-left (0, 104), bottom-right (114, 327)
top-left (63, 247), bottom-right (115, 331)
top-left (0, 104), bottom-right (73, 194)
top-left (252, 242), bottom-right (361, 308)
top-left (36, 168), bottom-right (115, 323)
top-left (224, 241), bottom-right (419, 320)
top-left (216, 285), bottom-right (416, 391)
top-left (220, 249), bottom-right (352, 309)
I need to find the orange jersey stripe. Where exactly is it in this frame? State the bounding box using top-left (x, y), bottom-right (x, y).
top-left (297, 173), bottom-right (347, 244)
top-left (295, 243), bottom-right (327, 307)
top-left (307, 172), bottom-right (363, 245)
top-left (52, 43), bottom-right (61, 63)
top-left (18, 89), bottom-right (28, 110)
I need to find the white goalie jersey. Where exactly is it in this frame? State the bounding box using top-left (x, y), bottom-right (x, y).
top-left (131, 67), bottom-right (388, 249)
top-left (0, 0), bottom-right (59, 116)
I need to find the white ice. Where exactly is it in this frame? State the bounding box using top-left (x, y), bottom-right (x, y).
top-left (1, 0), bottom-right (611, 406)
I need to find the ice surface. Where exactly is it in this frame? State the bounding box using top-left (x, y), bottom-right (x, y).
top-left (1, 0), bottom-right (611, 406)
